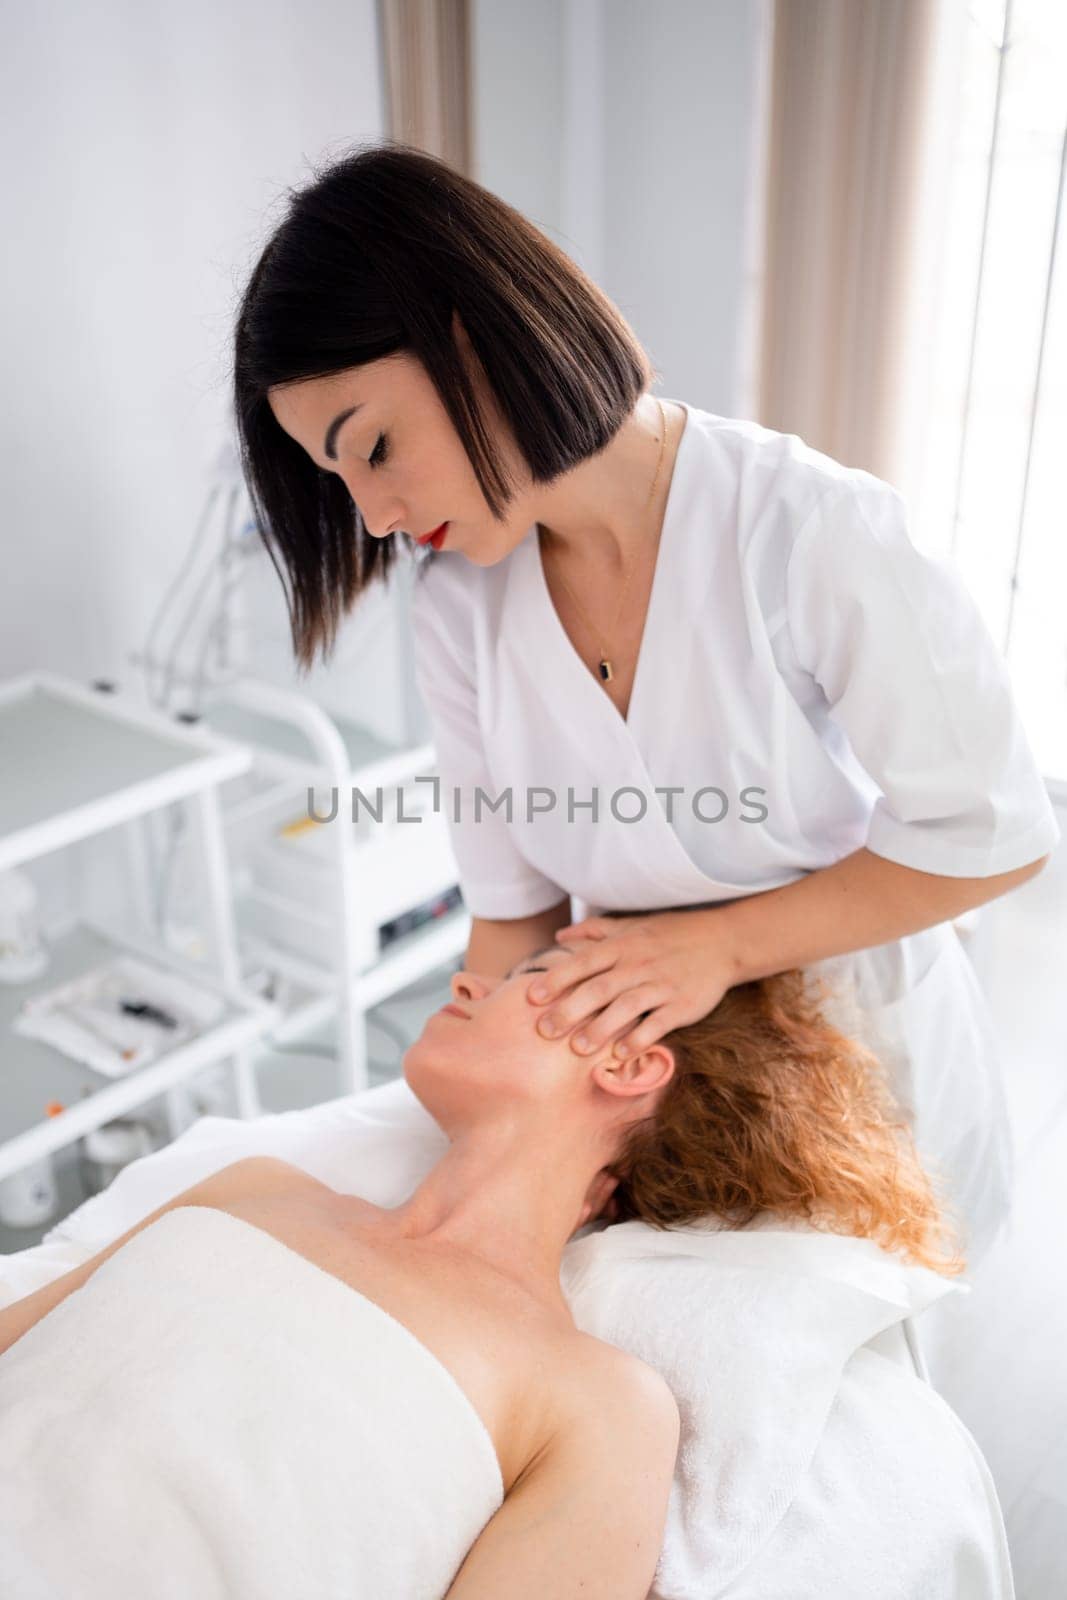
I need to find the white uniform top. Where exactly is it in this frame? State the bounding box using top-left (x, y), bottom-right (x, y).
top-left (410, 400), bottom-right (1060, 1262)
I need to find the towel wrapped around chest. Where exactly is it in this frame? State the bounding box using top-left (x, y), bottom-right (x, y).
top-left (0, 1206), bottom-right (504, 1600)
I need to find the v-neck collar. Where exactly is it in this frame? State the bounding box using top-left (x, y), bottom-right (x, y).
top-left (524, 398), bottom-right (692, 740)
top-left (490, 400), bottom-right (786, 909)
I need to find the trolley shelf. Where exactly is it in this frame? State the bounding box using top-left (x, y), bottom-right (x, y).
top-left (0, 920), bottom-right (276, 1182)
top-left (0, 673), bottom-right (250, 872)
top-left (203, 688), bottom-right (435, 790)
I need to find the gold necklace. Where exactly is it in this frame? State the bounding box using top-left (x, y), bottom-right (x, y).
top-left (538, 396), bottom-right (668, 685)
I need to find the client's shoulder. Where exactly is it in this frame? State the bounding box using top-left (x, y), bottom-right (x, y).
top-left (205, 1155), bottom-right (319, 1192)
top-left (553, 1329), bottom-right (680, 1443)
top-left (197, 1156), bottom-right (347, 1216)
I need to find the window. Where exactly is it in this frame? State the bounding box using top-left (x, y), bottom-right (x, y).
top-left (909, 0), bottom-right (1067, 785)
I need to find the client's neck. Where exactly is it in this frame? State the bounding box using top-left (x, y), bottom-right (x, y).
top-left (368, 1109), bottom-right (615, 1319)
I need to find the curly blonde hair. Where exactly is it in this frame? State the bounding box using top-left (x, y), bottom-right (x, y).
top-left (606, 964), bottom-right (967, 1277)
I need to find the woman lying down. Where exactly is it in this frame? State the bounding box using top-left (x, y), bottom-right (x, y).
top-left (0, 939), bottom-right (963, 1600)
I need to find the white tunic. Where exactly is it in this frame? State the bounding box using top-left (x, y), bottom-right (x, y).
top-left (410, 401), bottom-right (1060, 1262)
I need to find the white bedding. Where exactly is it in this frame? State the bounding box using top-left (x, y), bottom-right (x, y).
top-left (0, 1077), bottom-right (1015, 1599)
top-left (1, 1206), bottom-right (503, 1600)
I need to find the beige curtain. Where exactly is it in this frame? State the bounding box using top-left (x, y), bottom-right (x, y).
top-left (757, 0), bottom-right (943, 484)
top-left (376, 0), bottom-right (473, 172)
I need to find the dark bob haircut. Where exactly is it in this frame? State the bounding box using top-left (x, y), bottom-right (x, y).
top-left (232, 140), bottom-right (654, 671)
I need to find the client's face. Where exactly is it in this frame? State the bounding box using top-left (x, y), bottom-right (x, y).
top-left (403, 942), bottom-right (672, 1136)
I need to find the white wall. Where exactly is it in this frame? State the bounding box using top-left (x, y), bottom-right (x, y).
top-left (1, 1), bottom-right (769, 703)
top-left (0, 0), bottom-right (385, 692)
top-left (472, 0), bottom-right (771, 418)
top-left (0, 0), bottom-right (401, 946)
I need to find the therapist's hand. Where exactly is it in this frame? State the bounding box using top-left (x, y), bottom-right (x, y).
top-left (525, 910), bottom-right (739, 1060)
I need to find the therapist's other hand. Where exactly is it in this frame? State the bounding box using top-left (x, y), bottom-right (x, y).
top-left (526, 910), bottom-right (738, 1060)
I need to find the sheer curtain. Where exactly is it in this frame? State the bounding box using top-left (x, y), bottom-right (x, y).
top-left (376, 0), bottom-right (473, 170)
top-left (756, 0), bottom-right (944, 486)
top-left (758, 0), bottom-right (1066, 783)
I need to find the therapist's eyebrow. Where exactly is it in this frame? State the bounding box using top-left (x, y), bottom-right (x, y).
top-left (323, 404), bottom-right (363, 461)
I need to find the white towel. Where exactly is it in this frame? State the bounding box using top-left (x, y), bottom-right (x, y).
top-left (2, 1079), bottom-right (1015, 1597)
top-left (562, 1217), bottom-right (1014, 1599)
top-left (0, 1206), bottom-right (503, 1600)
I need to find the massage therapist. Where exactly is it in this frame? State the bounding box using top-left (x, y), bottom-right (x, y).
top-left (234, 143), bottom-right (1060, 1264)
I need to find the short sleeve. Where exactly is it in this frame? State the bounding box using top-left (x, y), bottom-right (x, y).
top-left (784, 479), bottom-right (1061, 877)
top-left (409, 567), bottom-right (570, 919)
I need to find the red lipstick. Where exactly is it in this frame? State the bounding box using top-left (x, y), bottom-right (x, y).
top-left (416, 522), bottom-right (449, 550)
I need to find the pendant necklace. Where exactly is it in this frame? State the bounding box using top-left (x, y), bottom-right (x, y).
top-left (538, 396), bottom-right (668, 685)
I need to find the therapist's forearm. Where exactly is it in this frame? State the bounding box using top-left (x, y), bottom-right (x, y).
top-left (716, 846), bottom-right (1049, 984)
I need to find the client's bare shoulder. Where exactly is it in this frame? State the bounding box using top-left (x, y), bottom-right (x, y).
top-left (572, 1332), bottom-right (679, 1429)
top-left (535, 1325), bottom-right (680, 1471)
top-left (202, 1155), bottom-right (314, 1195)
top-left (448, 1329), bottom-right (680, 1596)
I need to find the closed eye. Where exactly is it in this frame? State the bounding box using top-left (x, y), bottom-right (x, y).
top-left (507, 961), bottom-right (554, 984)
top-left (506, 947), bottom-right (574, 981)
top-left (368, 433), bottom-right (389, 469)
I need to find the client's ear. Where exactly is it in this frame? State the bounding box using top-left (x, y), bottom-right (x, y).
top-left (595, 1042), bottom-right (675, 1097)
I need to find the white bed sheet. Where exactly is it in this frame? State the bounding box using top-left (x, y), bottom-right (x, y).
top-left (0, 1078), bottom-right (1014, 1599)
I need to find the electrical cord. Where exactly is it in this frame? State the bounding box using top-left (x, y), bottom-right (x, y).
top-left (157, 483), bottom-right (240, 712)
top-left (140, 483), bottom-right (222, 708)
top-left (188, 497), bottom-right (255, 716)
top-left (153, 804), bottom-right (188, 939)
top-left (147, 485), bottom-right (255, 933)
